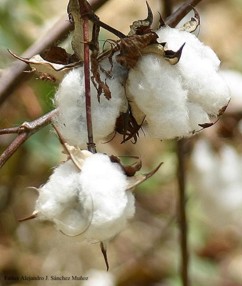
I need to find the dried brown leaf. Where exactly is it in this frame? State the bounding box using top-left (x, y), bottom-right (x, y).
top-left (9, 50), bottom-right (81, 82)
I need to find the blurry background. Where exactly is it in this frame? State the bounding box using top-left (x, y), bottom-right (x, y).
top-left (1, 0), bottom-right (242, 285)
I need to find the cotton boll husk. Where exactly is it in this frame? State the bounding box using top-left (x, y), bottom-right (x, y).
top-left (156, 27), bottom-right (230, 115)
top-left (35, 160), bottom-right (92, 236)
top-left (79, 153), bottom-right (135, 242)
top-left (127, 54), bottom-right (193, 139)
top-left (54, 66), bottom-right (127, 147)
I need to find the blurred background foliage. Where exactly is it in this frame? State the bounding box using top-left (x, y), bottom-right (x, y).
top-left (1, 0), bottom-right (242, 285)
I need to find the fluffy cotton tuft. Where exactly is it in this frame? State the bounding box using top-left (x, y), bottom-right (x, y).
top-left (126, 27), bottom-right (230, 139)
top-left (35, 153), bottom-right (135, 241)
top-left (35, 160), bottom-right (91, 236)
top-left (54, 66), bottom-right (127, 147)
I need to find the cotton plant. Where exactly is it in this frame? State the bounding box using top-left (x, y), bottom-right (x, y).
top-left (15, 0), bottom-right (231, 271)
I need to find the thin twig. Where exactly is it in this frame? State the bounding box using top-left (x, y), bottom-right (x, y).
top-left (0, 0), bottom-right (109, 106)
top-left (0, 109), bottom-right (57, 168)
top-left (79, 0), bottom-right (96, 153)
top-left (177, 139), bottom-right (189, 286)
top-left (166, 0), bottom-right (203, 27)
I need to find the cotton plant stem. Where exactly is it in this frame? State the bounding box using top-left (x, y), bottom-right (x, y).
top-left (0, 0), bottom-right (109, 106)
top-left (166, 0), bottom-right (203, 27)
top-left (0, 109), bottom-right (57, 168)
top-left (177, 139), bottom-right (189, 286)
top-left (79, 0), bottom-right (96, 153)
top-left (83, 19), bottom-right (96, 153)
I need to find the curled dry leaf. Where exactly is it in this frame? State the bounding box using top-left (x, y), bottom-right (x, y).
top-left (67, 0), bottom-right (93, 61)
top-left (179, 8), bottom-right (200, 33)
top-left (110, 155), bottom-right (142, 177)
top-left (64, 143), bottom-right (93, 171)
top-left (128, 1), bottom-right (153, 36)
top-left (116, 33), bottom-right (158, 69)
top-left (115, 107), bottom-right (145, 144)
top-left (9, 50), bottom-right (81, 82)
top-left (126, 162), bottom-right (163, 191)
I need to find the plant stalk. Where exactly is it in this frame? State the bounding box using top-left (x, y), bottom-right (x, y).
top-left (177, 139), bottom-right (190, 286)
top-left (79, 0), bottom-right (96, 153)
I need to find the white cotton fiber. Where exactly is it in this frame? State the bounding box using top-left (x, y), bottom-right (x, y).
top-left (35, 153), bottom-right (135, 242)
top-left (35, 160), bottom-right (91, 236)
top-left (79, 153), bottom-right (135, 242)
top-left (127, 54), bottom-right (190, 139)
top-left (54, 67), bottom-right (127, 147)
top-left (156, 27), bottom-right (230, 115)
top-left (126, 27), bottom-right (230, 139)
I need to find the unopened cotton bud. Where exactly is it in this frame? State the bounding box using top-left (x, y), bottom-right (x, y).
top-left (54, 67), bottom-right (127, 147)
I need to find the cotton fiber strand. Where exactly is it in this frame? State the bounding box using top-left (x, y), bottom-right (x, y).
top-left (54, 67), bottom-right (127, 147)
top-left (35, 153), bottom-right (135, 241)
top-left (126, 27), bottom-right (230, 139)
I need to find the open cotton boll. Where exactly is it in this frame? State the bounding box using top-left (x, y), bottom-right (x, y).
top-left (35, 152), bottom-right (135, 241)
top-left (35, 160), bottom-right (92, 236)
top-left (54, 67), bottom-right (127, 147)
top-left (156, 27), bottom-right (230, 116)
top-left (126, 27), bottom-right (230, 139)
top-left (80, 153), bottom-right (135, 242)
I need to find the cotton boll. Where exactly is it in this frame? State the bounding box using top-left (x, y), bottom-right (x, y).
top-left (80, 153), bottom-right (135, 242)
top-left (126, 27), bottom-right (230, 140)
top-left (127, 54), bottom-right (192, 139)
top-left (54, 67), bottom-right (127, 147)
top-left (35, 160), bottom-right (92, 236)
top-left (35, 152), bottom-right (135, 241)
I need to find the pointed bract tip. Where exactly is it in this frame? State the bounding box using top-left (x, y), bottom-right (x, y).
top-left (100, 242), bottom-right (109, 271)
top-left (18, 211), bottom-right (38, 222)
top-left (145, 1), bottom-right (153, 27)
top-left (158, 12), bottom-right (166, 28)
top-left (165, 42), bottom-right (186, 65)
